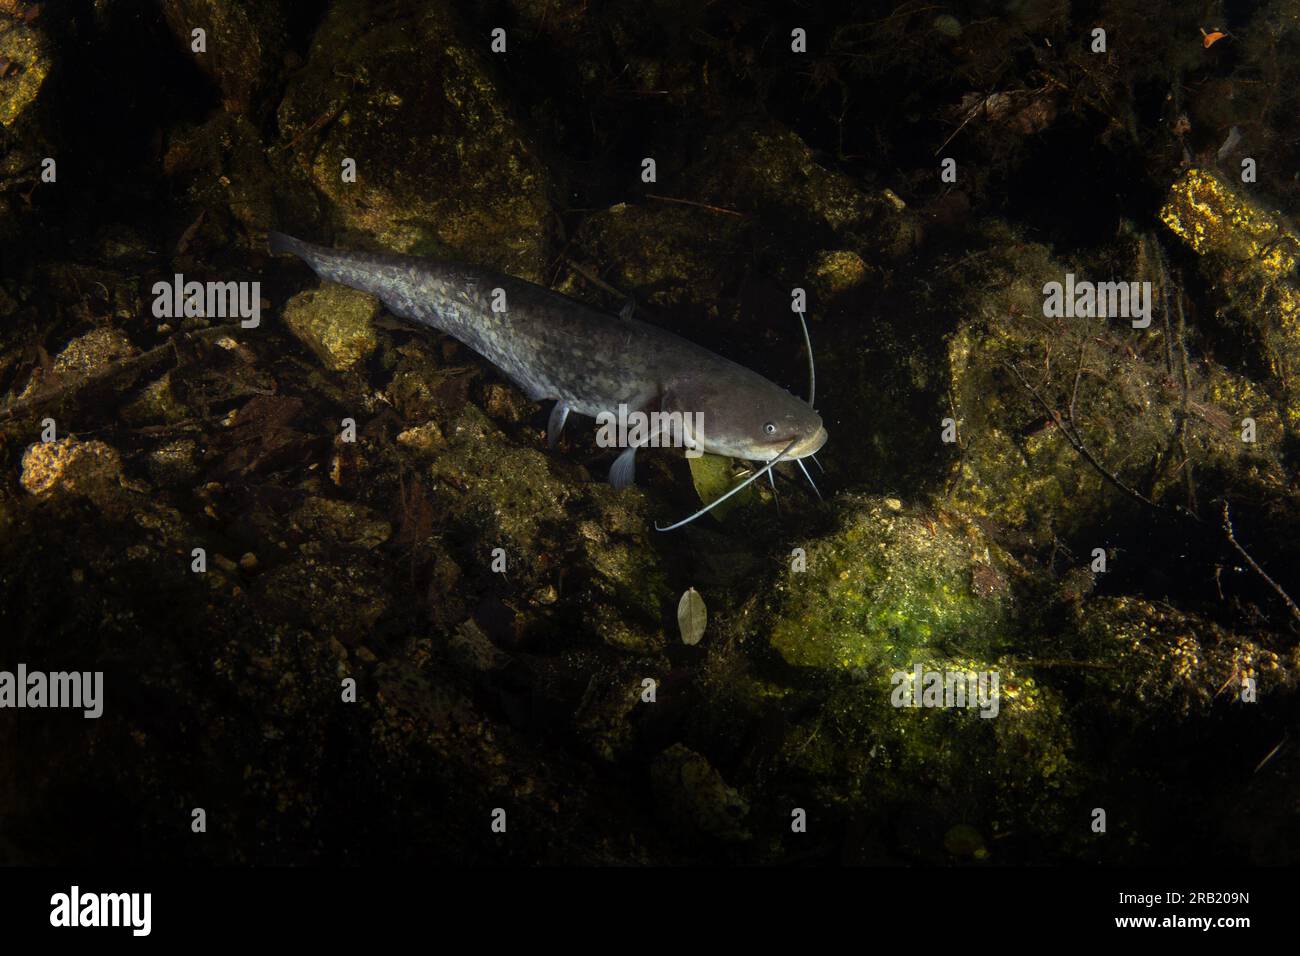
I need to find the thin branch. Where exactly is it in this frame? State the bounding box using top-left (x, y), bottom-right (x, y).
top-left (0, 325), bottom-right (238, 425)
top-left (563, 257), bottom-right (627, 302)
top-left (1068, 336), bottom-right (1087, 423)
top-left (644, 194), bottom-right (747, 218)
top-left (1003, 359), bottom-right (1160, 511)
top-left (1221, 500), bottom-right (1300, 625)
top-left (1002, 658), bottom-right (1117, 671)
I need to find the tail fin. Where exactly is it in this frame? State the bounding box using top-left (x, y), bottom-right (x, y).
top-left (267, 230), bottom-right (306, 257)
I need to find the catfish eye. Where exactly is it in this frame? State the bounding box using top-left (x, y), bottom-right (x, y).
top-left (763, 422), bottom-right (777, 435)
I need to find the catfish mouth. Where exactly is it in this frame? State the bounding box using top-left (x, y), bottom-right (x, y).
top-left (789, 425), bottom-right (828, 459)
top-left (760, 425), bottom-right (826, 460)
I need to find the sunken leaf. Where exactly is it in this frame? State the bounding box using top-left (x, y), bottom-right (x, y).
top-left (686, 452), bottom-right (755, 523)
top-left (677, 587), bottom-right (707, 646)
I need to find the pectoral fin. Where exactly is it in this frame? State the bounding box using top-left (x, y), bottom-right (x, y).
top-left (609, 445), bottom-right (638, 490)
top-left (547, 401), bottom-right (570, 449)
top-left (608, 389), bottom-right (670, 490)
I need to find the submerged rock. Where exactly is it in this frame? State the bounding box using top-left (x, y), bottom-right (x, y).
top-left (810, 249), bottom-right (871, 298)
top-left (651, 744), bottom-right (751, 842)
top-left (425, 403), bottom-right (673, 654)
top-left (686, 118), bottom-right (919, 262)
top-left (1160, 168), bottom-right (1300, 431)
top-left (0, 12), bottom-right (50, 128)
top-left (743, 492), bottom-right (1075, 850)
top-left (277, 0), bottom-right (554, 276)
top-left (290, 495), bottom-right (391, 551)
top-left (147, 438), bottom-right (201, 487)
top-left (258, 556), bottom-right (391, 642)
top-left (944, 221), bottom-right (1290, 544)
top-left (1069, 595), bottom-right (1299, 721)
top-left (159, 0), bottom-right (289, 114)
top-left (281, 285), bottom-right (380, 372)
top-left (18, 326), bottom-right (138, 400)
top-left (766, 494), bottom-right (1016, 672)
top-left (163, 111), bottom-right (312, 240)
top-left (570, 203), bottom-right (747, 314)
top-left (20, 437), bottom-right (123, 501)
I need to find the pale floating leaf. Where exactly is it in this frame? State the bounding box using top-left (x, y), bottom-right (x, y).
top-left (677, 587), bottom-right (707, 646)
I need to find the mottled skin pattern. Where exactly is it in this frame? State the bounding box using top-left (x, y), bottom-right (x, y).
top-left (269, 233), bottom-right (827, 462)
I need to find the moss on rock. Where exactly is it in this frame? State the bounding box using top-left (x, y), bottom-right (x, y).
top-left (0, 14), bottom-right (50, 128)
top-left (1160, 168), bottom-right (1300, 433)
top-left (159, 0), bottom-right (289, 114)
top-left (766, 494), bottom-right (1016, 672)
top-left (277, 0), bottom-right (554, 277)
top-left (944, 221), bottom-right (1291, 544)
top-left (1069, 595), bottom-right (1299, 722)
top-left (281, 284), bottom-right (380, 372)
top-left (427, 403), bottom-right (674, 653)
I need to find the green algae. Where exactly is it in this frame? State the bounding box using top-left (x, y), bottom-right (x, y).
top-left (767, 494), bottom-right (1015, 672)
top-left (1069, 595), bottom-right (1299, 722)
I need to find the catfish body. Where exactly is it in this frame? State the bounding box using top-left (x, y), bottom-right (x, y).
top-left (268, 232), bottom-right (826, 466)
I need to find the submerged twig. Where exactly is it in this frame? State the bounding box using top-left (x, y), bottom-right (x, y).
top-left (1003, 359), bottom-right (1159, 511)
top-left (0, 325), bottom-right (238, 425)
top-left (563, 257), bottom-right (627, 302)
top-left (1002, 658), bottom-right (1117, 671)
top-left (644, 194), bottom-right (746, 218)
top-left (1221, 501), bottom-right (1300, 625)
top-left (1254, 736), bottom-right (1287, 774)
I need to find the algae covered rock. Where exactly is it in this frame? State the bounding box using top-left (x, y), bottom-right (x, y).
top-left (277, 0), bottom-right (554, 277)
top-left (281, 284), bottom-right (380, 372)
top-left (163, 111), bottom-right (311, 240)
top-left (159, 0), bottom-right (289, 114)
top-left (18, 326), bottom-right (138, 400)
top-left (1069, 595), bottom-right (1299, 721)
top-left (573, 672), bottom-right (648, 763)
top-left (570, 203), bottom-right (748, 314)
top-left (426, 403), bottom-right (674, 654)
top-left (147, 438), bottom-right (201, 487)
top-left (290, 496), bottom-right (391, 551)
top-left (766, 494), bottom-right (1016, 672)
top-left (943, 221), bottom-right (1290, 544)
top-left (257, 556), bottom-right (391, 643)
top-left (567, 118), bottom-right (911, 321)
top-left (745, 492), bottom-right (1080, 851)
top-left (0, 11), bottom-right (50, 129)
top-left (764, 643), bottom-right (1075, 859)
top-left (809, 249), bottom-right (871, 299)
top-left (686, 118), bottom-right (918, 262)
top-left (20, 436), bottom-right (123, 501)
top-left (1160, 168), bottom-right (1300, 432)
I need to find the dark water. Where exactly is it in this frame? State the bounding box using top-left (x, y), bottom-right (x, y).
top-left (0, 0), bottom-right (1298, 874)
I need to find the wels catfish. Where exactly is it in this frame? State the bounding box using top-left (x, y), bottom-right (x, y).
top-left (268, 232), bottom-right (826, 529)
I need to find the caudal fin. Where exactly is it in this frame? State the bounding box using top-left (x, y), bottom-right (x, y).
top-left (267, 230), bottom-right (306, 257)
